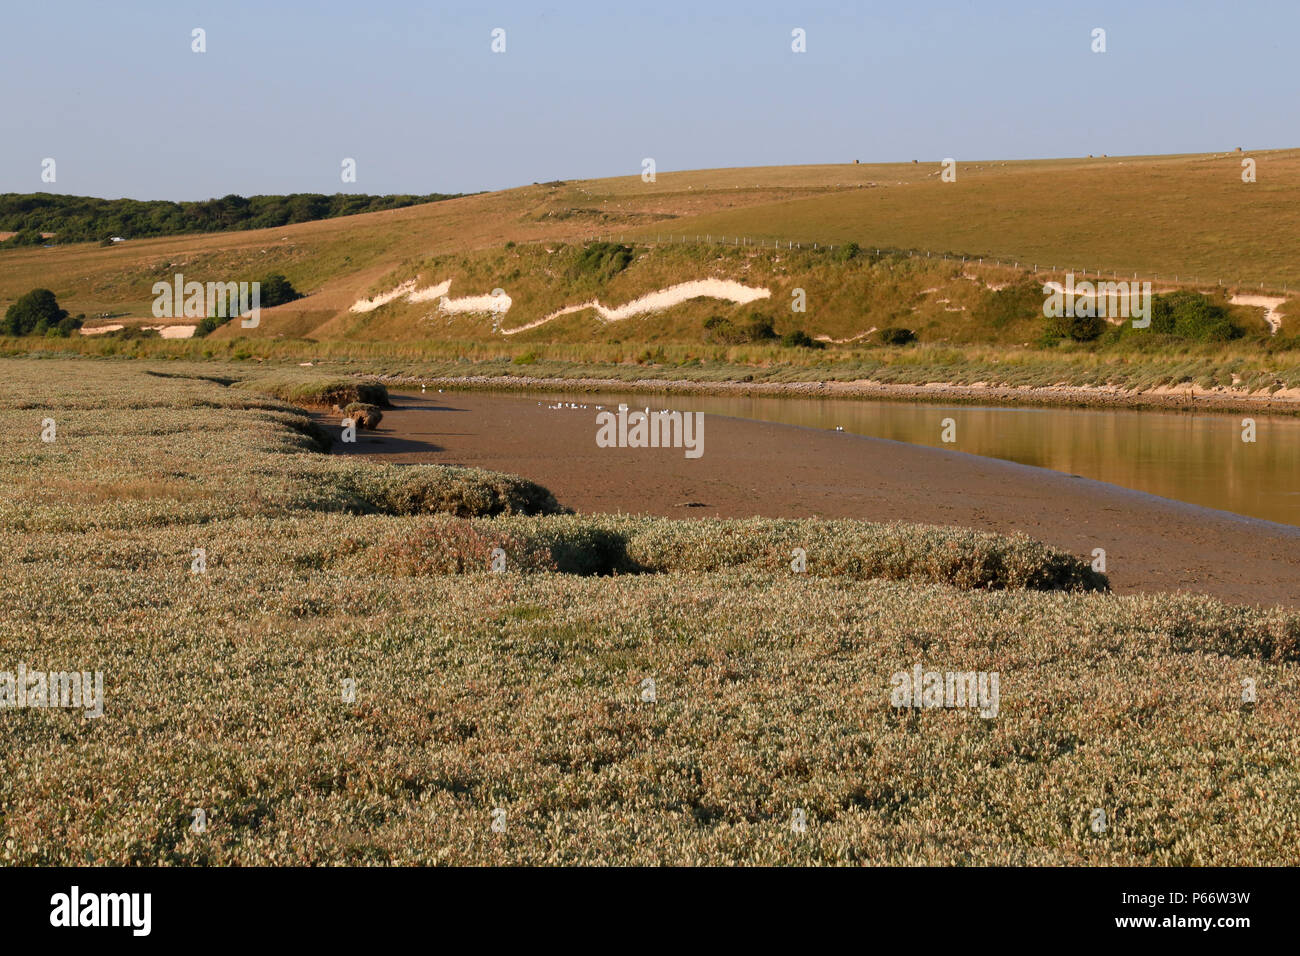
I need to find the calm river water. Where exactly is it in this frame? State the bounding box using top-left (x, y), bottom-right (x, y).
top-left (462, 390), bottom-right (1299, 527)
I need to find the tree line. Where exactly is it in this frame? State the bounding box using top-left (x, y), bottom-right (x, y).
top-left (0, 191), bottom-right (467, 245)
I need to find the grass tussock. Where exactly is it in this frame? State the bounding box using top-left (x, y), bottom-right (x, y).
top-left (342, 401), bottom-right (383, 429)
top-left (233, 371), bottom-right (392, 409)
top-left (319, 464), bottom-right (566, 518)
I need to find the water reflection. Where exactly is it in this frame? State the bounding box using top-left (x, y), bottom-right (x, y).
top-left (476, 391), bottom-right (1299, 527)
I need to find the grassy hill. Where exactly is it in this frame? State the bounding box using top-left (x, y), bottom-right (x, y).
top-left (620, 151), bottom-right (1300, 290)
top-left (1, 151), bottom-right (1297, 377)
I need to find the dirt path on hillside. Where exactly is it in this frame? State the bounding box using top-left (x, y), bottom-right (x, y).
top-left (322, 392), bottom-right (1300, 608)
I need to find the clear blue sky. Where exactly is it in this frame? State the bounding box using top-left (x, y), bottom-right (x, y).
top-left (2, 0), bottom-right (1295, 199)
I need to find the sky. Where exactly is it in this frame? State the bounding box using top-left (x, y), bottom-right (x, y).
top-left (1, 0), bottom-right (1296, 200)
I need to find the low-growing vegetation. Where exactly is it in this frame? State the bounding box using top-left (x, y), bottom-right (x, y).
top-left (1, 357), bottom-right (1296, 866)
top-left (233, 370), bottom-right (392, 410)
top-left (343, 401), bottom-right (383, 429)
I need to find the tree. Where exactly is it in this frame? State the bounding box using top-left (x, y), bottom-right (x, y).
top-left (3, 288), bottom-right (68, 336)
top-left (257, 273), bottom-right (302, 308)
top-left (1, 229), bottom-right (45, 248)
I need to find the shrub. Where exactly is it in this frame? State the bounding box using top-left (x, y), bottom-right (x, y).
top-left (704, 313), bottom-right (777, 345)
top-left (343, 402), bottom-right (383, 429)
top-left (256, 273), bottom-right (302, 308)
top-left (703, 315), bottom-right (741, 345)
top-left (571, 241), bottom-right (634, 280)
top-left (879, 327), bottom-right (917, 345)
top-left (1148, 291), bottom-right (1242, 342)
top-left (193, 314), bottom-right (227, 338)
top-left (3, 288), bottom-right (68, 336)
top-left (780, 329), bottom-right (824, 349)
top-left (975, 279), bottom-right (1046, 331)
top-left (44, 314), bottom-right (85, 338)
top-left (1048, 312), bottom-right (1107, 342)
top-left (745, 313), bottom-right (777, 341)
top-left (834, 241), bottom-right (861, 262)
top-left (103, 326), bottom-right (161, 341)
top-left (0, 229), bottom-right (45, 248)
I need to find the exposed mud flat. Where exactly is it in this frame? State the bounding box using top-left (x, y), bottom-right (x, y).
top-left (326, 391), bottom-right (1300, 609)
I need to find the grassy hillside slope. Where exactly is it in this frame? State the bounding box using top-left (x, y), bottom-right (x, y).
top-left (2, 150), bottom-right (1296, 344)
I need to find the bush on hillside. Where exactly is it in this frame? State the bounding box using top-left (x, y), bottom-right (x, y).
top-left (1147, 291), bottom-right (1242, 342)
top-left (703, 312), bottom-right (778, 345)
top-left (1046, 312), bottom-right (1107, 343)
top-left (781, 329), bottom-right (824, 349)
top-left (571, 241), bottom-right (634, 280)
top-left (3, 288), bottom-right (78, 336)
top-left (746, 314), bottom-right (777, 340)
top-left (44, 315), bottom-right (85, 337)
top-left (879, 327), bottom-right (917, 345)
top-left (188, 273), bottom-right (299, 336)
top-left (973, 278), bottom-right (1045, 332)
top-left (193, 313), bottom-right (228, 338)
top-left (102, 325), bottom-right (160, 341)
top-left (257, 273), bottom-right (302, 308)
